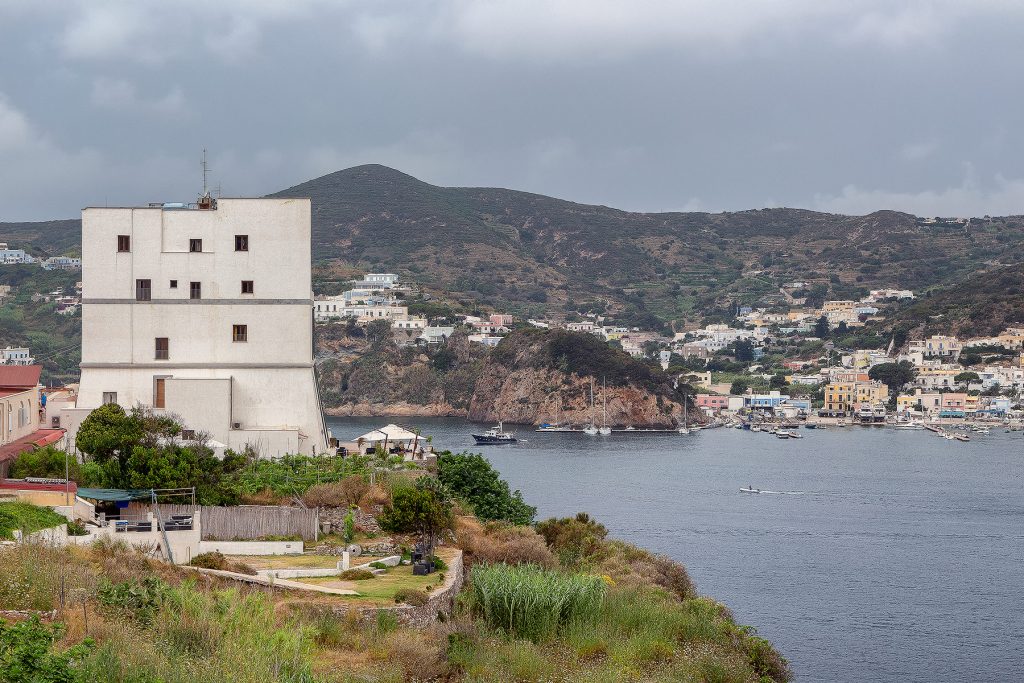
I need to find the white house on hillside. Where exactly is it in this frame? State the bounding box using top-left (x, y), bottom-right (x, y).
top-left (62, 197), bottom-right (331, 456)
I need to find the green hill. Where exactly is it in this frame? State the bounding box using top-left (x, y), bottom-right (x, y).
top-left (880, 262), bottom-right (1024, 337)
top-left (5, 164), bottom-right (1024, 335)
top-left (272, 165), bottom-right (1024, 326)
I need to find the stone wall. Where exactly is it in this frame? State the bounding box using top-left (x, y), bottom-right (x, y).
top-left (319, 506), bottom-right (382, 535)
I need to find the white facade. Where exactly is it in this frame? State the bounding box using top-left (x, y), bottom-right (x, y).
top-left (68, 198), bottom-right (330, 456)
top-left (0, 244), bottom-right (33, 264)
top-left (1, 347), bottom-right (34, 365)
top-left (42, 256), bottom-right (82, 271)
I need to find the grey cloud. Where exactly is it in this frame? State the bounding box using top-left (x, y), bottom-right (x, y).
top-left (2, 1), bottom-right (1024, 221)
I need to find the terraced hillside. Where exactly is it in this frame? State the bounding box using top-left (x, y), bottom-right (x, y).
top-left (4, 164), bottom-right (1024, 332)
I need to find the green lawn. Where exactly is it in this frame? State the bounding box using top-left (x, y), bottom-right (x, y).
top-left (295, 547), bottom-right (458, 604)
top-left (0, 502), bottom-right (67, 540)
top-left (298, 565), bottom-right (439, 604)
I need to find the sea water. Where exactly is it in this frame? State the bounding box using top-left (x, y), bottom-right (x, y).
top-left (327, 417), bottom-right (1024, 682)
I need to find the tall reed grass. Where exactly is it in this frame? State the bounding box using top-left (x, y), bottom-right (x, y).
top-left (468, 563), bottom-right (605, 642)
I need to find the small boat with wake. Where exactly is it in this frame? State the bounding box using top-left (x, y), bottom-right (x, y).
top-left (740, 486), bottom-right (762, 494)
top-left (472, 422), bottom-right (518, 445)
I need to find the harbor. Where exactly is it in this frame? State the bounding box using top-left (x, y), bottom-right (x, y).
top-left (326, 415), bottom-right (1024, 683)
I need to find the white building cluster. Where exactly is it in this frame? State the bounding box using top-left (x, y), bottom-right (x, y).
top-left (0, 347), bottom-right (34, 365)
top-left (0, 242), bottom-right (81, 270)
top-left (314, 273), bottom-right (426, 330)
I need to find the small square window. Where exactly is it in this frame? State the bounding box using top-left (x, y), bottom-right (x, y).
top-left (190, 282), bottom-right (201, 300)
top-left (235, 235), bottom-right (249, 251)
top-left (241, 280), bottom-right (254, 294)
top-left (189, 238), bottom-right (203, 253)
top-left (102, 392), bottom-right (117, 405)
top-left (155, 337), bottom-right (169, 360)
top-left (117, 235), bottom-right (131, 252)
top-left (169, 280), bottom-right (178, 288)
top-left (181, 429), bottom-right (195, 440)
top-left (232, 324), bottom-right (248, 342)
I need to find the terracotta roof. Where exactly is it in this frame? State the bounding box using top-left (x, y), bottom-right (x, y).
top-left (0, 429), bottom-right (65, 464)
top-left (0, 479), bottom-right (77, 494)
top-left (0, 365), bottom-right (42, 390)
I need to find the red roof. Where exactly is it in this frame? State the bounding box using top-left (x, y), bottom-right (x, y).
top-left (0, 365), bottom-right (42, 390)
top-left (0, 429), bottom-right (65, 465)
top-left (0, 479), bottom-right (77, 494)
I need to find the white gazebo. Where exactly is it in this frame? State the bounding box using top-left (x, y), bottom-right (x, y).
top-left (352, 423), bottom-right (425, 456)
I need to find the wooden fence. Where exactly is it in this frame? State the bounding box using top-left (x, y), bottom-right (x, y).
top-left (127, 503), bottom-right (319, 541)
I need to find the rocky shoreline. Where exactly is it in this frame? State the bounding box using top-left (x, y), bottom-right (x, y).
top-left (324, 401), bottom-right (466, 418)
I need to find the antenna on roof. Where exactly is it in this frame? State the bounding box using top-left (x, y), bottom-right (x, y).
top-left (197, 148), bottom-right (217, 210)
top-left (201, 148), bottom-right (211, 196)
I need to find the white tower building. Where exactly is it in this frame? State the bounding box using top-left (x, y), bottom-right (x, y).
top-left (66, 197), bottom-right (330, 456)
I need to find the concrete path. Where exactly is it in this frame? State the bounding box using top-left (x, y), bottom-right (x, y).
top-left (183, 566), bottom-right (359, 595)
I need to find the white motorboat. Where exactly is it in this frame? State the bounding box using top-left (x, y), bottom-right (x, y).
top-left (740, 486), bottom-right (762, 494)
top-left (472, 422), bottom-right (518, 444)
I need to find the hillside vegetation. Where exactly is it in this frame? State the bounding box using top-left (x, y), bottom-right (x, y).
top-left (7, 164), bottom-right (1024, 332)
top-left (0, 265), bottom-right (81, 383)
top-left (879, 262), bottom-right (1024, 337)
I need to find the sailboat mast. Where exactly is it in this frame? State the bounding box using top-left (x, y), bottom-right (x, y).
top-left (603, 376), bottom-right (608, 427)
top-left (590, 378), bottom-right (595, 424)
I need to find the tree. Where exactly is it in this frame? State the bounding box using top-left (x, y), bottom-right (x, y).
top-left (734, 339), bottom-right (755, 362)
top-left (10, 446), bottom-right (81, 481)
top-left (868, 361), bottom-right (918, 394)
top-left (954, 371), bottom-right (980, 385)
top-left (436, 452), bottom-right (536, 525)
top-left (378, 476), bottom-right (454, 556)
top-left (960, 353), bottom-right (982, 367)
top-left (74, 403), bottom-right (144, 465)
top-left (730, 379), bottom-right (750, 396)
top-left (813, 316), bottom-right (830, 339)
top-left (769, 373), bottom-right (789, 391)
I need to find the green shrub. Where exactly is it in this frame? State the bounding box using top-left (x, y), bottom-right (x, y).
top-left (9, 445), bottom-right (81, 481)
top-left (189, 551), bottom-right (257, 576)
top-left (0, 616), bottom-right (93, 682)
top-left (469, 563), bottom-right (605, 643)
top-left (339, 569), bottom-right (374, 581)
top-left (535, 512), bottom-right (608, 567)
top-left (394, 588), bottom-right (429, 606)
top-left (436, 452), bottom-right (536, 524)
top-left (342, 509), bottom-right (356, 544)
top-left (66, 520), bottom-right (89, 536)
top-left (97, 576), bottom-right (167, 624)
top-left (745, 634), bottom-right (792, 682)
top-left (431, 555), bottom-right (448, 571)
top-left (369, 561), bottom-right (389, 570)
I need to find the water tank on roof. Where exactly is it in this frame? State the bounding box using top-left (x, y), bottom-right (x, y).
top-left (162, 202), bottom-right (188, 209)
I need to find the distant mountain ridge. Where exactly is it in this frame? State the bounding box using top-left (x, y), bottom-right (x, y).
top-left (4, 164), bottom-right (1024, 329)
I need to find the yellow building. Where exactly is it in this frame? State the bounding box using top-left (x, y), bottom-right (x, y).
top-left (825, 380), bottom-right (888, 413)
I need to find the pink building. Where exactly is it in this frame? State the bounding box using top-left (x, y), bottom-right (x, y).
top-left (695, 394), bottom-right (731, 413)
top-left (490, 314), bottom-right (514, 326)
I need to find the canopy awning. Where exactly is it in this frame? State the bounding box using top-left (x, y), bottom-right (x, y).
top-left (76, 487), bottom-right (153, 502)
top-left (354, 423), bottom-right (421, 443)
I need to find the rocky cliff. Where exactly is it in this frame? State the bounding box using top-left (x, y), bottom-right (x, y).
top-left (466, 329), bottom-right (698, 428)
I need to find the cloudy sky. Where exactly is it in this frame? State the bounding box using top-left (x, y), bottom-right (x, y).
top-left (2, 0), bottom-right (1024, 221)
